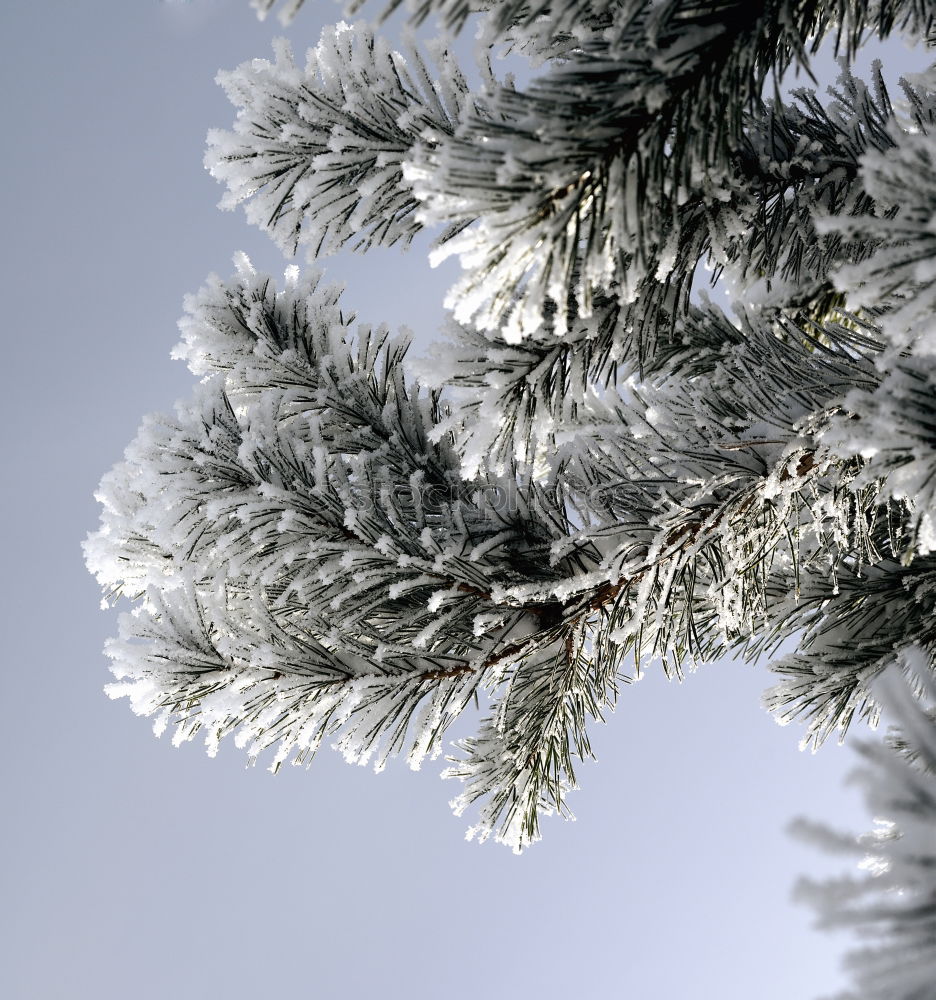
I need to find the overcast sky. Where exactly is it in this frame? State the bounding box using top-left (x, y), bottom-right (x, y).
top-left (1, 3), bottom-right (921, 998)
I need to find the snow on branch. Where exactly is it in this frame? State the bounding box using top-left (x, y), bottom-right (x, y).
top-left (407, 2), bottom-right (881, 341)
top-left (733, 59), bottom-right (901, 297)
top-left (447, 630), bottom-right (612, 852)
top-left (86, 259), bottom-right (649, 845)
top-left (820, 80), bottom-right (936, 353)
top-left (93, 0), bottom-right (936, 857)
top-left (793, 658), bottom-right (936, 1000)
top-left (207, 25), bottom-right (473, 257)
top-left (87, 241), bottom-right (917, 842)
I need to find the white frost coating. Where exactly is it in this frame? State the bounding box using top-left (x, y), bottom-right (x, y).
top-left (89, 260), bottom-right (615, 846)
top-left (822, 127), bottom-right (936, 355)
top-left (794, 665), bottom-right (936, 1000)
top-left (817, 359), bottom-right (936, 555)
top-left (95, 2), bottom-right (936, 857)
top-left (206, 23), bottom-right (471, 257)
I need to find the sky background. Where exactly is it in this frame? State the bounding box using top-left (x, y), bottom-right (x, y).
top-left (1, 3), bottom-right (924, 998)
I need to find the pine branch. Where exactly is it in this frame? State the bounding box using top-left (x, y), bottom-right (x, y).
top-left (446, 627), bottom-right (611, 852)
top-left (93, 0), bottom-right (936, 853)
top-left (730, 58), bottom-right (903, 296)
top-left (818, 91), bottom-right (936, 352)
top-left (207, 26), bottom-right (473, 257)
top-left (88, 262), bottom-right (635, 822)
top-left (792, 660), bottom-right (936, 1000)
top-left (410, 1), bottom-right (854, 339)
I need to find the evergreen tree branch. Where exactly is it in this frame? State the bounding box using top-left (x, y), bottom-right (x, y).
top-left (207, 26), bottom-right (473, 257)
top-left (93, 1), bottom-right (936, 858)
top-left (793, 659), bottom-right (936, 1000)
top-left (409, 1), bottom-right (866, 339)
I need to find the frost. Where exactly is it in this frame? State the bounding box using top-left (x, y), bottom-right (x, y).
top-left (93, 1), bottom-right (936, 869)
top-left (206, 24), bottom-right (471, 257)
top-left (794, 667), bottom-right (936, 1000)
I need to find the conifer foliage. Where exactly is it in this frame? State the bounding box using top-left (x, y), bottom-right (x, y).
top-left (88, 0), bottom-right (936, 966)
top-left (792, 659), bottom-right (936, 1000)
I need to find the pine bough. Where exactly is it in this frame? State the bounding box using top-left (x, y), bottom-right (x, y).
top-left (88, 1), bottom-right (936, 977)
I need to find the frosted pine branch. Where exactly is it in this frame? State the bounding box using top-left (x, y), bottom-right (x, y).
top-left (207, 25), bottom-right (473, 257)
top-left (93, 1), bottom-right (936, 863)
top-left (793, 660), bottom-right (936, 1000)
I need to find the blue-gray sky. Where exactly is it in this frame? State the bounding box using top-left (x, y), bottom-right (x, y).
top-left (1, 3), bottom-right (912, 997)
